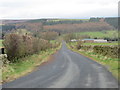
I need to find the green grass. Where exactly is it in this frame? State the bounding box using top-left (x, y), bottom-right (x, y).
top-left (83, 42), bottom-right (118, 45)
top-left (68, 41), bottom-right (118, 46)
top-left (16, 29), bottom-right (32, 35)
top-left (2, 44), bottom-right (61, 83)
top-left (75, 30), bottom-right (118, 38)
top-left (48, 19), bottom-right (89, 21)
top-left (28, 19), bottom-right (89, 23)
top-left (0, 39), bottom-right (3, 48)
top-left (79, 51), bottom-right (119, 80)
top-left (50, 40), bottom-right (57, 44)
top-left (67, 42), bottom-right (119, 81)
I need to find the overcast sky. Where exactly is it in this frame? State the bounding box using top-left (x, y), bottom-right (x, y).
top-left (0, 0), bottom-right (119, 19)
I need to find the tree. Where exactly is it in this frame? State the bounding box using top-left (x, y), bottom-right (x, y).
top-left (41, 31), bottom-right (58, 41)
top-left (64, 33), bottom-right (76, 42)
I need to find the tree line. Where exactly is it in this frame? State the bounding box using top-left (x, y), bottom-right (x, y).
top-left (3, 31), bottom-right (59, 63)
top-left (2, 17), bottom-right (117, 38)
top-left (89, 17), bottom-right (118, 29)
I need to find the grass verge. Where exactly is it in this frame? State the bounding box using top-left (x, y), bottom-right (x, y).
top-left (67, 43), bottom-right (120, 81)
top-left (1, 44), bottom-right (61, 84)
top-left (0, 39), bottom-right (3, 48)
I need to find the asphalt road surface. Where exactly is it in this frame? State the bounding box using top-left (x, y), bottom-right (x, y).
top-left (2, 42), bottom-right (118, 88)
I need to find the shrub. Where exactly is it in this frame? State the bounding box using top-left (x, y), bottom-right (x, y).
top-left (76, 42), bottom-right (119, 58)
top-left (39, 39), bottom-right (51, 51)
top-left (41, 31), bottom-right (58, 41)
top-left (51, 42), bottom-right (60, 48)
top-left (0, 54), bottom-right (9, 65)
top-left (3, 33), bottom-right (53, 62)
top-left (76, 41), bottom-right (83, 49)
top-left (3, 34), bottom-right (24, 62)
top-left (93, 45), bottom-right (119, 58)
top-left (22, 35), bottom-right (34, 55)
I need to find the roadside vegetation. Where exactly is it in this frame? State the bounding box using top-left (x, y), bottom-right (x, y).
top-left (1, 17), bottom-right (118, 84)
top-left (1, 30), bottom-right (61, 84)
top-left (2, 44), bottom-right (61, 84)
top-left (83, 42), bottom-right (118, 45)
top-left (0, 39), bottom-right (3, 48)
top-left (67, 41), bottom-right (119, 81)
top-left (63, 26), bottom-right (119, 81)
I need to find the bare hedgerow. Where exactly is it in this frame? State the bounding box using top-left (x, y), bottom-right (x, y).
top-left (3, 33), bottom-right (53, 63)
top-left (93, 45), bottom-right (119, 58)
top-left (3, 33), bottom-right (24, 62)
top-left (22, 35), bottom-right (34, 55)
top-left (39, 39), bottom-right (51, 51)
top-left (40, 31), bottom-right (58, 41)
top-left (76, 41), bottom-right (83, 50)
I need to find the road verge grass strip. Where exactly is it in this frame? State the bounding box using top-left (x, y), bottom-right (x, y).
top-left (66, 43), bottom-right (119, 81)
top-left (2, 44), bottom-right (62, 84)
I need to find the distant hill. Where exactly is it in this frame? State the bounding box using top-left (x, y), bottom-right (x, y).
top-left (43, 22), bottom-right (114, 33)
top-left (2, 20), bottom-right (30, 24)
top-left (1, 18), bottom-right (117, 37)
top-left (89, 17), bottom-right (118, 29)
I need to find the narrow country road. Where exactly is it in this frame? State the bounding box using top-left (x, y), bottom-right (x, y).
top-left (2, 42), bottom-right (118, 88)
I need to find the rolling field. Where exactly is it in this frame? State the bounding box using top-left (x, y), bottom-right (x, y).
top-left (75, 30), bottom-right (118, 38)
top-left (48, 19), bottom-right (89, 21)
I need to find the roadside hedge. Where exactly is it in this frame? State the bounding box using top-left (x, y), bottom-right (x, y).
top-left (3, 33), bottom-right (52, 62)
top-left (93, 45), bottom-right (119, 58)
top-left (76, 44), bottom-right (119, 58)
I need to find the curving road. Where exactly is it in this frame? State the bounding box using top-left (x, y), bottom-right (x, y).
top-left (2, 42), bottom-right (118, 88)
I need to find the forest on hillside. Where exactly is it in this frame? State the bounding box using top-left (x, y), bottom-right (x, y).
top-left (1, 17), bottom-right (118, 39)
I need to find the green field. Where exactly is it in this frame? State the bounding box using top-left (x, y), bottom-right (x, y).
top-left (75, 30), bottom-right (118, 38)
top-left (0, 39), bottom-right (3, 48)
top-left (28, 19), bottom-right (89, 23)
top-left (83, 42), bottom-right (118, 46)
top-left (49, 19), bottom-right (89, 21)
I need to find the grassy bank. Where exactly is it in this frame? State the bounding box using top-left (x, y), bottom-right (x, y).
top-left (67, 42), bottom-right (119, 81)
top-left (68, 41), bottom-right (118, 46)
top-left (0, 40), bottom-right (3, 48)
top-left (2, 44), bottom-right (61, 84)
